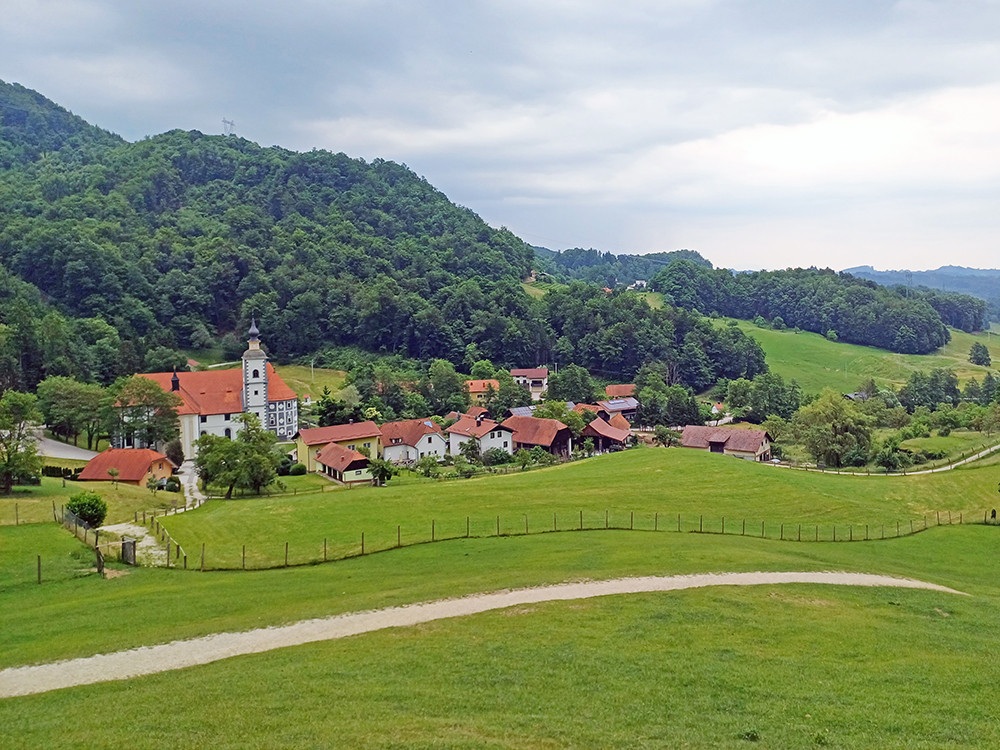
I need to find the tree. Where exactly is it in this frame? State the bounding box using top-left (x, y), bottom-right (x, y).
top-left (425, 359), bottom-right (468, 414)
top-left (164, 438), bottom-right (184, 467)
top-left (970, 342), bottom-right (991, 367)
top-left (146, 475), bottom-right (161, 495)
top-left (514, 448), bottom-right (532, 470)
top-left (66, 490), bottom-right (107, 527)
top-left (107, 467), bottom-right (119, 488)
top-left (546, 363), bottom-right (596, 404)
top-left (459, 437), bottom-right (481, 463)
top-left (368, 457), bottom-right (397, 486)
top-left (415, 454), bottom-right (440, 478)
top-left (653, 425), bottom-right (681, 447)
top-left (194, 413), bottom-right (282, 498)
top-left (792, 390), bottom-right (873, 468)
top-left (105, 376), bottom-right (182, 448)
top-left (0, 390), bottom-right (43, 494)
top-left (470, 359), bottom-right (496, 379)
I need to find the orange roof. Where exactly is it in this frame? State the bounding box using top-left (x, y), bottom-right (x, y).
top-left (465, 405), bottom-right (489, 418)
top-left (608, 413), bottom-right (632, 431)
top-left (681, 426), bottom-right (770, 452)
top-left (501, 415), bottom-right (569, 447)
top-left (139, 363), bottom-right (296, 416)
top-left (466, 379), bottom-right (499, 394)
top-left (79, 449), bottom-right (175, 483)
top-left (446, 415), bottom-right (510, 439)
top-left (582, 418), bottom-right (630, 444)
top-left (316, 443), bottom-right (369, 474)
top-left (297, 421), bottom-right (382, 446)
top-left (573, 403), bottom-right (602, 415)
top-left (380, 418), bottom-right (443, 448)
top-left (511, 368), bottom-right (548, 379)
top-left (605, 384), bottom-right (636, 398)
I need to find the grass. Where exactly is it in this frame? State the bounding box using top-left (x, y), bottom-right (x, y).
top-left (0, 478), bottom-right (184, 526)
top-left (3, 525), bottom-right (1000, 748)
top-left (638, 290), bottom-right (665, 309)
top-left (272, 364), bottom-right (346, 398)
top-left (157, 448), bottom-right (1000, 569)
top-left (202, 471), bottom-right (334, 498)
top-left (727, 319), bottom-right (1000, 393)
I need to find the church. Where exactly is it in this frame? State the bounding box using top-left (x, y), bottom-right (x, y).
top-left (139, 321), bottom-right (299, 458)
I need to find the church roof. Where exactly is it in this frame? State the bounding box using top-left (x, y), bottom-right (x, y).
top-left (139, 363), bottom-right (296, 416)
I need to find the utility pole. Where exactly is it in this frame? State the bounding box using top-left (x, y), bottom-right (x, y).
top-left (222, 118), bottom-right (235, 136)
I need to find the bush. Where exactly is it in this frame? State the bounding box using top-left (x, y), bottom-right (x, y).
top-left (481, 448), bottom-right (513, 466)
top-left (288, 462), bottom-right (307, 475)
top-left (165, 438), bottom-right (184, 467)
top-left (66, 490), bottom-right (107, 527)
top-left (164, 476), bottom-right (181, 492)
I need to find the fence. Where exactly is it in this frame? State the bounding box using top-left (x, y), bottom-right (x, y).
top-left (148, 506), bottom-right (1000, 572)
top-left (58, 502), bottom-right (125, 569)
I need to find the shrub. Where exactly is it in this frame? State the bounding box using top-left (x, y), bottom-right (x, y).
top-left (164, 476), bottom-right (182, 493)
top-left (164, 438), bottom-right (184, 468)
top-left (66, 490), bottom-right (107, 527)
top-left (481, 448), bottom-right (513, 466)
top-left (288, 462), bottom-right (307, 475)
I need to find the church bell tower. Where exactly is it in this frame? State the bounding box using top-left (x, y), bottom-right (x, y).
top-left (241, 317), bottom-right (269, 427)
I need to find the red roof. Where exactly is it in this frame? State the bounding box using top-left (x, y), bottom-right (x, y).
top-left (501, 415), bottom-right (569, 447)
top-left (446, 415), bottom-right (510, 439)
top-left (681, 426), bottom-right (770, 453)
top-left (608, 413), bottom-right (632, 431)
top-left (380, 418), bottom-right (443, 448)
top-left (316, 443), bottom-right (369, 474)
top-left (573, 403), bottom-right (602, 415)
top-left (511, 368), bottom-right (548, 379)
top-left (582, 419), bottom-right (630, 443)
top-left (79, 449), bottom-right (175, 483)
top-left (605, 384), bottom-right (636, 398)
top-left (465, 405), bottom-right (489, 418)
top-left (297, 421), bottom-right (382, 446)
top-left (466, 379), bottom-right (499, 394)
top-left (139, 363), bottom-right (296, 416)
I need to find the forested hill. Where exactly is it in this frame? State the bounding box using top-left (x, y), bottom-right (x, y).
top-left (844, 265), bottom-right (1000, 322)
top-left (534, 246), bottom-right (711, 286)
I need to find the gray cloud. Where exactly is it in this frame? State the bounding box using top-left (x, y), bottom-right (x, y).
top-left (4, 0), bottom-right (1000, 270)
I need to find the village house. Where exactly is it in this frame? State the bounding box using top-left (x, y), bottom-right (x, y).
top-left (581, 418), bottom-right (631, 452)
top-left (78, 448), bottom-right (176, 486)
top-left (446, 414), bottom-right (514, 457)
top-left (380, 418), bottom-right (448, 464)
top-left (137, 321), bottom-right (298, 458)
top-left (604, 384), bottom-right (636, 399)
top-left (597, 397), bottom-right (639, 422)
top-left (511, 367), bottom-right (548, 401)
top-left (316, 443), bottom-right (372, 485)
top-left (295, 421), bottom-right (382, 473)
top-left (680, 425), bottom-right (772, 462)
top-left (465, 379), bottom-right (500, 406)
top-left (501, 415), bottom-right (573, 458)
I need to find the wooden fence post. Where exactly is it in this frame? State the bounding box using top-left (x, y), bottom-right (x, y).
top-left (699, 515), bottom-right (703, 533)
top-left (761, 520), bottom-right (764, 538)
top-left (677, 514), bottom-right (681, 532)
top-left (605, 510), bottom-right (609, 529)
top-left (654, 512), bottom-right (658, 531)
top-left (242, 545), bottom-right (246, 569)
top-left (850, 526), bottom-right (853, 541)
top-left (200, 543), bottom-right (205, 571)
top-left (798, 524), bottom-right (801, 542)
top-left (432, 520), bottom-right (435, 542)
top-left (468, 516), bottom-right (471, 537)
top-left (525, 515), bottom-right (529, 534)
top-left (630, 511), bottom-right (634, 530)
top-left (361, 533), bottom-right (365, 555)
top-left (324, 538), bottom-right (328, 560)
top-left (833, 526), bottom-right (836, 542)
top-left (14, 503), bottom-right (17, 525)
top-left (815, 525), bottom-right (818, 541)
top-left (579, 510), bottom-right (583, 530)
top-left (554, 513), bottom-right (557, 532)
top-left (496, 516), bottom-right (500, 535)
top-left (165, 540), bottom-right (170, 567)
top-left (780, 524), bottom-right (783, 540)
top-left (37, 555), bottom-right (41, 584)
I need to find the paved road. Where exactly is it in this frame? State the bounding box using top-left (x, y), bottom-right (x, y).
top-left (0, 571), bottom-right (965, 698)
top-left (34, 434), bottom-right (99, 461)
top-left (767, 441), bottom-right (1000, 477)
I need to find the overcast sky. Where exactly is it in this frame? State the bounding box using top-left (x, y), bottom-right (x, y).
top-left (4, 0), bottom-right (1000, 271)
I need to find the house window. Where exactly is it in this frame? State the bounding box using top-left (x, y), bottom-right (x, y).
top-left (200, 431), bottom-right (207, 436)
top-left (364, 442), bottom-right (370, 449)
top-left (270, 416), bottom-right (276, 426)
top-left (504, 441), bottom-right (508, 448)
top-left (224, 413), bottom-right (231, 421)
top-left (355, 470), bottom-right (362, 475)
top-left (200, 416), bottom-right (207, 424)
top-left (252, 369), bottom-right (260, 379)
top-left (427, 437), bottom-right (432, 444)
top-left (348, 444), bottom-right (355, 451)
top-left (254, 389), bottom-right (259, 396)
top-left (225, 428), bottom-right (232, 439)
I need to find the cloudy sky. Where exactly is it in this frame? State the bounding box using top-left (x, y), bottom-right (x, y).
top-left (4, 0), bottom-right (1000, 270)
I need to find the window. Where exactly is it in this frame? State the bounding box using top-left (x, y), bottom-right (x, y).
top-left (348, 444), bottom-right (355, 451)
top-left (224, 428), bottom-right (232, 439)
top-left (503, 441), bottom-right (508, 448)
top-left (252, 369), bottom-right (259, 379)
top-left (254, 389), bottom-right (259, 396)
top-left (200, 431), bottom-right (207, 436)
top-left (224, 413), bottom-right (231, 421)
top-left (427, 437), bottom-right (432, 444)
top-left (200, 415), bottom-right (207, 424)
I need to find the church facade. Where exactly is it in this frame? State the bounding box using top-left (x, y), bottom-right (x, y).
top-left (138, 322), bottom-right (299, 458)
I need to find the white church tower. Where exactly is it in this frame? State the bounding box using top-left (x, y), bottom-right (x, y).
top-left (242, 317), bottom-right (269, 426)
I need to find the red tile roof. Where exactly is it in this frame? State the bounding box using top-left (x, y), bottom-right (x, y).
top-left (608, 413), bottom-right (632, 431)
top-left (511, 368), bottom-right (548, 379)
top-left (380, 418), bottom-right (443, 448)
top-left (446, 415), bottom-right (510, 439)
top-left (582, 419), bottom-right (630, 444)
top-left (681, 426), bottom-right (770, 453)
top-left (605, 384), bottom-right (636, 398)
top-left (139, 363), bottom-right (296, 416)
top-left (316, 443), bottom-right (369, 474)
top-left (297, 421), bottom-right (382, 446)
top-left (466, 379), bottom-right (500, 394)
top-left (79, 449), bottom-right (175, 483)
top-left (465, 405), bottom-right (489, 418)
top-left (573, 403), bottom-right (601, 415)
top-left (501, 415), bottom-right (569, 447)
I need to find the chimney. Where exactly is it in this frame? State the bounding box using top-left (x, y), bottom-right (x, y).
top-left (476, 414), bottom-right (484, 426)
top-left (170, 369), bottom-right (180, 392)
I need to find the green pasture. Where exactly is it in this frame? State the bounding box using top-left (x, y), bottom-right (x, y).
top-left (638, 290), bottom-right (665, 309)
top-left (272, 364), bottom-right (347, 399)
top-left (159, 448), bottom-right (1000, 569)
top-left (2, 525), bottom-right (1000, 748)
top-left (0, 478), bottom-right (183, 526)
top-left (729, 320), bottom-right (1000, 393)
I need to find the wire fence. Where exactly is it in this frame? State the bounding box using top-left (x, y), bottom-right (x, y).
top-left (149, 507), bottom-right (1000, 572)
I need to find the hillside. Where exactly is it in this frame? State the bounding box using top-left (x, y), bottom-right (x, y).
top-left (845, 264), bottom-right (1000, 321)
top-left (534, 246), bottom-right (711, 286)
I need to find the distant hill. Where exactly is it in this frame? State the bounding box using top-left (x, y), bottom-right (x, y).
top-left (534, 246), bottom-right (711, 286)
top-left (845, 265), bottom-right (1000, 321)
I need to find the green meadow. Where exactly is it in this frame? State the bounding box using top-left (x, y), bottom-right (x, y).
top-left (728, 320), bottom-right (1000, 393)
top-left (0, 477), bottom-right (183, 526)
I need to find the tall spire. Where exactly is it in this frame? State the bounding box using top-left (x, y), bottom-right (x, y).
top-left (248, 316), bottom-right (260, 342)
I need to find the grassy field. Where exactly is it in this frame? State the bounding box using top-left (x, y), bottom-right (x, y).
top-left (2, 523), bottom-right (1000, 747)
top-left (155, 447), bottom-right (1000, 569)
top-left (0, 478), bottom-right (184, 526)
top-left (272, 364), bottom-right (347, 399)
top-left (728, 320), bottom-right (1000, 393)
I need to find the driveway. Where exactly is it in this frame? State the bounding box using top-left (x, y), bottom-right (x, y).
top-left (34, 433), bottom-right (99, 461)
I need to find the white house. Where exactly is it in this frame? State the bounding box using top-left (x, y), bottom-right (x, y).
top-left (380, 418), bottom-right (449, 464)
top-left (510, 367), bottom-right (548, 401)
top-left (446, 414), bottom-right (514, 457)
top-left (137, 321), bottom-right (298, 458)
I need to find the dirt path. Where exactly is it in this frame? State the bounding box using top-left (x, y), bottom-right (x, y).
top-left (0, 571), bottom-right (965, 699)
top-left (98, 522), bottom-right (166, 566)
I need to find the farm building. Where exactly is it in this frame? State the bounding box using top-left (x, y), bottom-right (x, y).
top-left (680, 426), bottom-right (772, 462)
top-left (78, 448), bottom-right (176, 486)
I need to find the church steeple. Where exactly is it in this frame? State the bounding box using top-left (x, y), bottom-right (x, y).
top-left (242, 316), bottom-right (269, 426)
top-left (170, 368), bottom-right (180, 392)
top-left (247, 317), bottom-right (261, 350)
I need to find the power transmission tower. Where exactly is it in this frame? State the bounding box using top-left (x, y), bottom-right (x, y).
top-left (222, 118), bottom-right (235, 136)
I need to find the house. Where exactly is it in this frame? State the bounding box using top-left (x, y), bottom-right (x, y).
top-left (680, 425), bottom-right (772, 462)
top-left (597, 397), bottom-right (639, 422)
top-left (501, 415), bottom-right (573, 458)
top-left (604, 384), bottom-right (636, 399)
top-left (295, 421), bottom-right (382, 473)
top-left (465, 405), bottom-right (490, 419)
top-left (380, 418), bottom-right (448, 464)
top-left (581, 418), bottom-right (630, 452)
top-left (504, 404), bottom-right (537, 418)
top-left (446, 414), bottom-right (514, 457)
top-left (466, 379), bottom-right (500, 405)
top-left (711, 402), bottom-right (725, 414)
top-left (511, 368), bottom-right (548, 401)
top-left (78, 448), bottom-right (176, 486)
top-left (607, 412), bottom-right (632, 432)
top-left (137, 321), bottom-right (298, 458)
top-left (316, 443), bottom-right (372, 485)
top-left (572, 403), bottom-right (612, 421)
